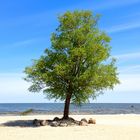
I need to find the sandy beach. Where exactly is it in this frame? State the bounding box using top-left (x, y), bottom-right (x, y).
top-left (0, 114), bottom-right (140, 140)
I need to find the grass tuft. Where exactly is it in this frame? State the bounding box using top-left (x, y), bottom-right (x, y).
top-left (20, 109), bottom-right (34, 116)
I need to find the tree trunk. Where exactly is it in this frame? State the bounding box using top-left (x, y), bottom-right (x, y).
top-left (63, 92), bottom-right (72, 119)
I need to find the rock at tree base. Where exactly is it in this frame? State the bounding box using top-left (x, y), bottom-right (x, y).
top-left (88, 118), bottom-right (96, 124)
top-left (32, 117), bottom-right (96, 127)
top-left (49, 121), bottom-right (59, 127)
top-left (59, 122), bottom-right (68, 127)
top-left (81, 118), bottom-right (88, 123)
top-left (79, 121), bottom-right (88, 126)
top-left (33, 119), bottom-right (41, 126)
top-left (40, 120), bottom-right (47, 126)
top-left (33, 119), bottom-right (38, 125)
top-left (53, 117), bottom-right (60, 121)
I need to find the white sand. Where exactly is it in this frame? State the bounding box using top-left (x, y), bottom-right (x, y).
top-left (0, 115), bottom-right (140, 140)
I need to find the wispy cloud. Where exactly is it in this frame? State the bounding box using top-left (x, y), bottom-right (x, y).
top-left (2, 37), bottom-right (47, 48)
top-left (107, 22), bottom-right (140, 33)
top-left (0, 73), bottom-right (47, 103)
top-left (122, 12), bottom-right (140, 19)
top-left (115, 52), bottom-right (140, 74)
top-left (115, 52), bottom-right (140, 60)
top-left (0, 10), bottom-right (56, 28)
top-left (9, 39), bottom-right (37, 47)
top-left (119, 65), bottom-right (140, 74)
top-left (94, 0), bottom-right (140, 10)
top-left (1, 0), bottom-right (140, 28)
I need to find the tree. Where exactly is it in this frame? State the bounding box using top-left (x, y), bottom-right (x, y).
top-left (24, 10), bottom-right (119, 119)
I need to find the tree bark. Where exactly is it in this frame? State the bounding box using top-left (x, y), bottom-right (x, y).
top-left (63, 92), bottom-right (72, 119)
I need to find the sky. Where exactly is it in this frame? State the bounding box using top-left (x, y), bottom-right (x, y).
top-left (0, 0), bottom-right (140, 103)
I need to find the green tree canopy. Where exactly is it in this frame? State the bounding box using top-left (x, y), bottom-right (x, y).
top-left (24, 10), bottom-right (119, 119)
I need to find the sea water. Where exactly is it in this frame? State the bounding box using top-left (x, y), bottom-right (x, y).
top-left (0, 103), bottom-right (139, 115)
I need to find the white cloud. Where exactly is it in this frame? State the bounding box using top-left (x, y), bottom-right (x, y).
top-left (0, 73), bottom-right (29, 94)
top-left (114, 52), bottom-right (140, 73)
top-left (0, 73), bottom-right (47, 103)
top-left (114, 74), bottom-right (140, 92)
top-left (0, 72), bottom-right (140, 103)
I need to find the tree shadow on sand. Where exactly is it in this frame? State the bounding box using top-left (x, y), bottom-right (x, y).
top-left (1, 117), bottom-right (96, 127)
top-left (1, 120), bottom-right (35, 127)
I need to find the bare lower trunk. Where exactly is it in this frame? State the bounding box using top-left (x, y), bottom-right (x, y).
top-left (63, 93), bottom-right (72, 119)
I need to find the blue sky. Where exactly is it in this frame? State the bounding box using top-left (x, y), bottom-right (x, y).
top-left (0, 0), bottom-right (140, 103)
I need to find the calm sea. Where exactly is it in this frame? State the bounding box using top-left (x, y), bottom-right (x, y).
top-left (0, 103), bottom-right (139, 115)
